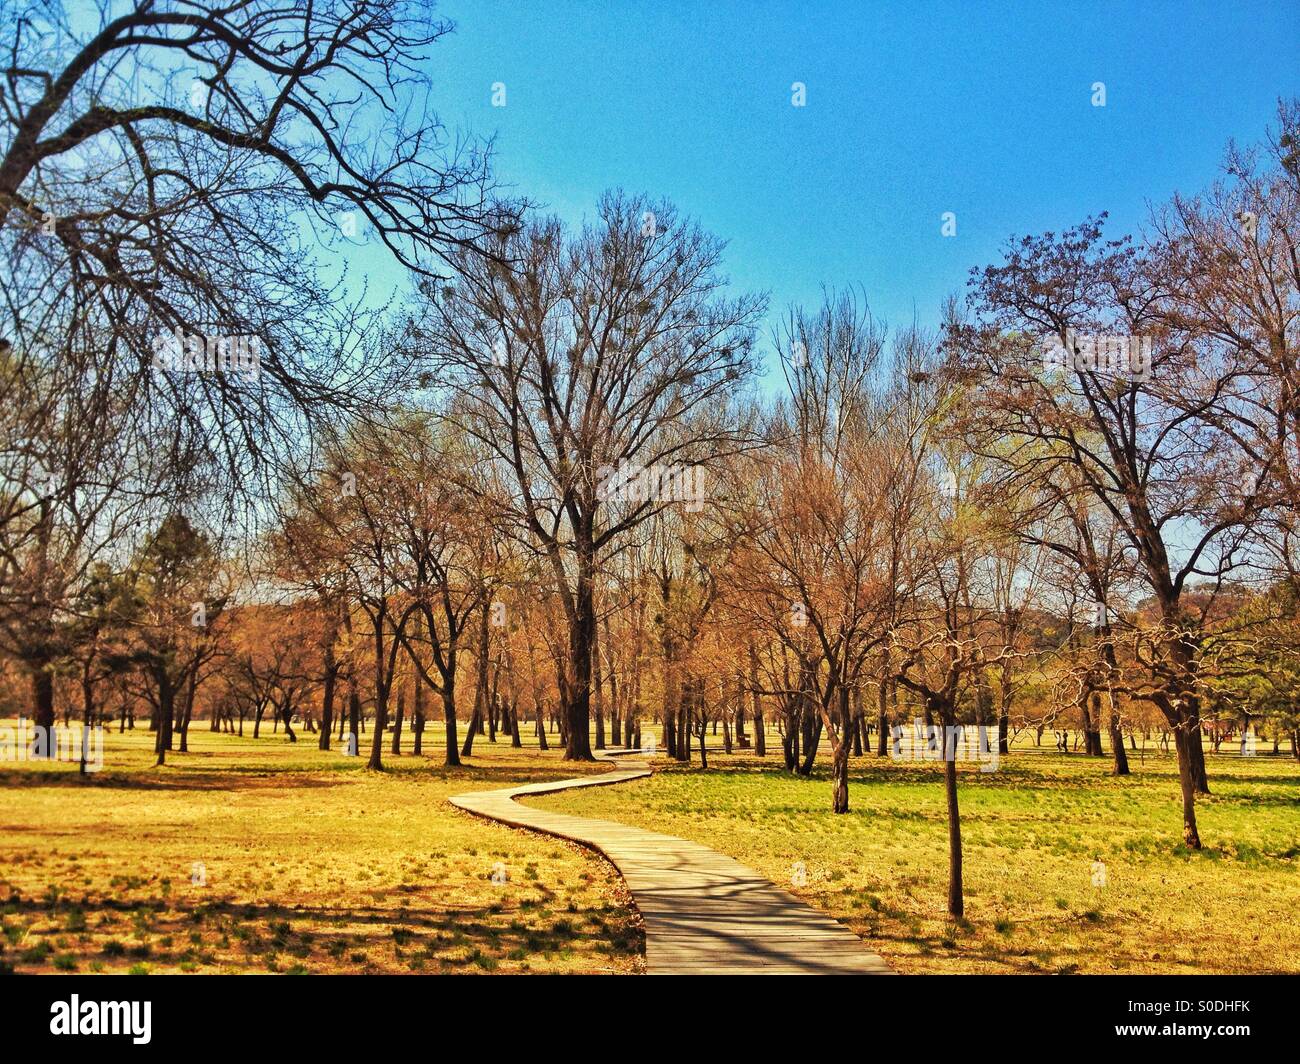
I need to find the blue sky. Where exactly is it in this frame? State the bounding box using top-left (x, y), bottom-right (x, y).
top-left (351, 0), bottom-right (1297, 371)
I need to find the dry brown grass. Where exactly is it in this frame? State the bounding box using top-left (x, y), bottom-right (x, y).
top-left (0, 721), bottom-right (642, 974)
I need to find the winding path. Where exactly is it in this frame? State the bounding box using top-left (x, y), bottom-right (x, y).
top-left (448, 749), bottom-right (893, 975)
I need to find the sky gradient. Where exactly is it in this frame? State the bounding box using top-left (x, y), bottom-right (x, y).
top-left (352, 0), bottom-right (1298, 374)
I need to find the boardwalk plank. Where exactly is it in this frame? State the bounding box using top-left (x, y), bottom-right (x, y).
top-left (448, 750), bottom-right (892, 975)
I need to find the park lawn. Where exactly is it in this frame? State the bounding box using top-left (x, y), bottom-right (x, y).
top-left (527, 735), bottom-right (1300, 975)
top-left (0, 721), bottom-right (642, 975)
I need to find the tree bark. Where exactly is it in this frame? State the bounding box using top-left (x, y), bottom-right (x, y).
top-left (443, 679), bottom-right (461, 766)
top-left (734, 666), bottom-right (750, 749)
top-left (412, 668), bottom-right (425, 757)
top-left (997, 658), bottom-right (1012, 755)
top-left (154, 669), bottom-right (174, 767)
top-left (178, 669), bottom-right (197, 752)
top-left (876, 676), bottom-right (890, 756)
top-left (463, 604), bottom-right (490, 758)
top-left (564, 539), bottom-right (597, 761)
top-left (798, 706), bottom-right (821, 776)
top-left (344, 685), bottom-right (360, 758)
top-left (319, 639), bottom-right (336, 751)
top-left (79, 667), bottom-right (94, 776)
top-left (943, 724), bottom-right (963, 917)
top-left (390, 687), bottom-right (405, 755)
top-left (1173, 728), bottom-right (1202, 848)
top-left (1107, 688), bottom-right (1129, 775)
top-left (831, 739), bottom-right (850, 813)
top-left (32, 666), bottom-right (55, 759)
top-left (281, 697), bottom-right (297, 743)
top-left (592, 616), bottom-right (606, 750)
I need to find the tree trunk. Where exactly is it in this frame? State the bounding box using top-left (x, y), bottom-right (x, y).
top-left (535, 702), bottom-right (548, 751)
top-left (461, 703), bottom-right (481, 757)
top-left (463, 605), bottom-right (490, 758)
top-left (412, 670), bottom-right (426, 757)
top-left (368, 680), bottom-right (387, 770)
top-left (735, 667), bottom-right (750, 749)
top-left (798, 708), bottom-right (821, 776)
top-left (79, 668), bottom-right (95, 776)
top-left (831, 739), bottom-right (850, 814)
top-left (1173, 728), bottom-right (1202, 848)
top-left (748, 647), bottom-right (766, 756)
top-left (390, 688), bottom-right (405, 756)
top-left (607, 628), bottom-right (620, 749)
top-left (1107, 687), bottom-right (1129, 775)
top-left (678, 698), bottom-right (691, 762)
top-left (1188, 715), bottom-right (1210, 794)
top-left (876, 677), bottom-right (890, 756)
top-left (997, 658), bottom-right (1012, 755)
top-left (943, 723), bottom-right (963, 918)
top-left (154, 670), bottom-right (174, 767)
top-left (443, 678), bottom-right (462, 766)
top-left (367, 617), bottom-right (389, 770)
top-left (31, 666), bottom-right (56, 759)
top-left (319, 642), bottom-right (336, 751)
top-left (564, 543), bottom-right (597, 761)
top-left (592, 617), bottom-right (606, 750)
top-left (178, 670), bottom-right (197, 752)
top-left (1080, 691), bottom-right (1103, 756)
top-left (848, 686), bottom-right (861, 757)
top-left (662, 656), bottom-right (679, 759)
top-left (345, 685), bottom-right (360, 758)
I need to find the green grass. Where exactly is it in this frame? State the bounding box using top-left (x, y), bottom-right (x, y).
top-left (527, 735), bottom-right (1300, 974)
top-left (0, 720), bottom-right (642, 975)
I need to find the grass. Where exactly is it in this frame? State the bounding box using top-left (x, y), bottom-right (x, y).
top-left (0, 720), bottom-right (642, 974)
top-left (526, 735), bottom-right (1300, 974)
top-left (4, 716), bottom-right (1295, 976)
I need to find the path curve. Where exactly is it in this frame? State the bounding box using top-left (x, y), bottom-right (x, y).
top-left (449, 749), bottom-right (892, 975)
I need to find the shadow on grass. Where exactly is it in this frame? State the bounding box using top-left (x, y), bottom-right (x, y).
top-left (0, 753), bottom-right (611, 794)
top-left (2, 891), bottom-right (643, 975)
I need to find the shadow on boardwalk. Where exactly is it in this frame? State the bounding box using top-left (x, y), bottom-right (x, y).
top-left (450, 750), bottom-right (893, 975)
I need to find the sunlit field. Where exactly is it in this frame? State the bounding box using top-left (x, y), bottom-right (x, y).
top-left (5, 719), bottom-right (1294, 976)
top-left (529, 737), bottom-right (1300, 975)
top-left (0, 723), bottom-right (641, 975)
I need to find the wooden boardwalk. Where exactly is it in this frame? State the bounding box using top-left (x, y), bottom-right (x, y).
top-left (449, 750), bottom-right (893, 975)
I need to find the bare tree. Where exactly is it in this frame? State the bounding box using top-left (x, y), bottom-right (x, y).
top-left (956, 216), bottom-right (1260, 848)
top-left (1, 0), bottom-right (507, 503)
top-left (420, 192), bottom-right (763, 759)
